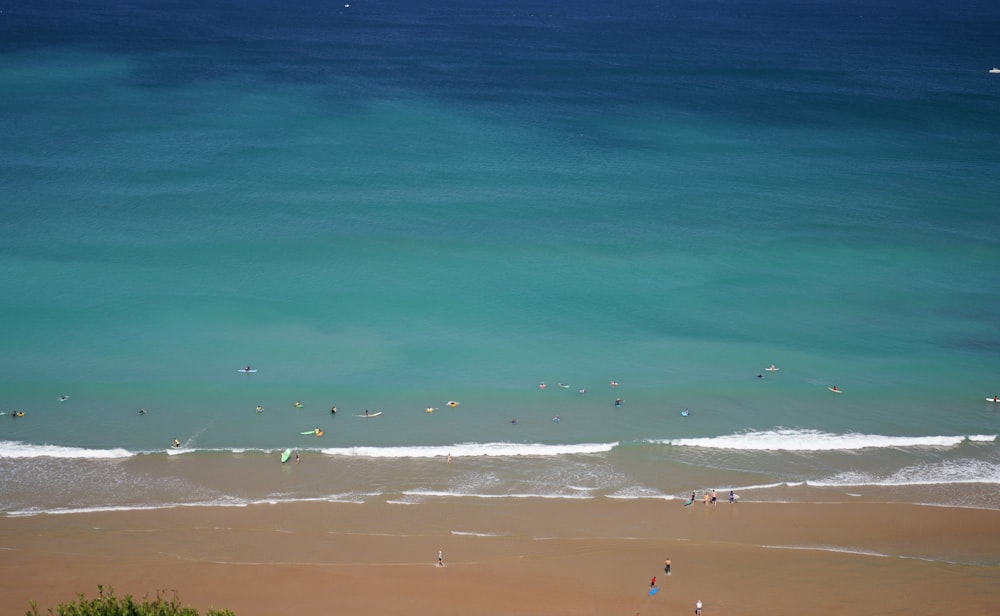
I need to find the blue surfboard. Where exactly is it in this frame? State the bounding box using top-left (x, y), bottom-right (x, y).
top-left (649, 587), bottom-right (659, 596)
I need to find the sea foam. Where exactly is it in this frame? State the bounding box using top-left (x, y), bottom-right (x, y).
top-left (0, 441), bottom-right (133, 459)
top-left (653, 429), bottom-right (996, 451)
top-left (319, 441), bottom-right (618, 458)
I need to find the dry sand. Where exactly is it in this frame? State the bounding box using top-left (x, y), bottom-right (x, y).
top-left (2, 499), bottom-right (999, 615)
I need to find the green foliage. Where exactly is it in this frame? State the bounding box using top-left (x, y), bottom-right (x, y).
top-left (26, 585), bottom-right (235, 616)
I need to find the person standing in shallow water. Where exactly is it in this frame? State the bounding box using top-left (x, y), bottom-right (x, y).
top-left (438, 550), bottom-right (444, 566)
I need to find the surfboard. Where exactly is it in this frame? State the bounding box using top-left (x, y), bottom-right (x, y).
top-left (280, 448), bottom-right (292, 463)
top-left (680, 410), bottom-right (689, 417)
top-left (649, 587), bottom-right (659, 596)
top-left (765, 366), bottom-right (779, 371)
top-left (683, 498), bottom-right (694, 506)
top-left (828, 387), bottom-right (842, 393)
top-left (359, 411), bottom-right (383, 418)
top-left (986, 398), bottom-right (1000, 403)
top-left (301, 430), bottom-right (317, 435)
top-left (447, 401), bottom-right (460, 407)
top-left (237, 369), bottom-right (257, 373)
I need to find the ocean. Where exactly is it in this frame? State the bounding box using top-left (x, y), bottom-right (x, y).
top-left (2, 0), bottom-right (1000, 516)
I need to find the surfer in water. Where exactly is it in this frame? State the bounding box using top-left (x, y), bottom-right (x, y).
top-left (614, 397), bottom-right (623, 408)
top-left (331, 406), bottom-right (337, 414)
top-left (172, 438), bottom-right (180, 448)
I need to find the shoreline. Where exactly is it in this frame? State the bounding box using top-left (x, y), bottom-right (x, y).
top-left (3, 499), bottom-right (999, 615)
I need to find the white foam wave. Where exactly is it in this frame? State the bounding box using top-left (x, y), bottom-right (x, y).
top-left (320, 441), bottom-right (618, 458)
top-left (0, 441), bottom-right (133, 460)
top-left (451, 530), bottom-right (504, 537)
top-left (763, 545), bottom-right (889, 558)
top-left (606, 487), bottom-right (672, 500)
top-left (811, 459), bottom-right (1000, 487)
top-left (400, 489), bottom-right (594, 500)
top-left (653, 429), bottom-right (996, 452)
top-left (4, 492), bottom-right (376, 517)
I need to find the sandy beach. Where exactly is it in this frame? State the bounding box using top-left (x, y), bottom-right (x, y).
top-left (2, 499), bottom-right (999, 615)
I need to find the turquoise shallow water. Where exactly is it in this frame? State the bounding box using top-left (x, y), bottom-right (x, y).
top-left (2, 0), bottom-right (1000, 514)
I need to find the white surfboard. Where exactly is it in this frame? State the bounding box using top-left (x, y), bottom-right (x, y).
top-left (828, 387), bottom-right (842, 393)
top-left (237, 369), bottom-right (257, 373)
top-left (986, 397), bottom-right (1000, 403)
top-left (765, 366), bottom-right (779, 371)
top-left (359, 411), bottom-right (383, 418)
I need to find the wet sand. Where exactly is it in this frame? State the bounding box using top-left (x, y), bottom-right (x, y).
top-left (2, 499), bottom-right (999, 615)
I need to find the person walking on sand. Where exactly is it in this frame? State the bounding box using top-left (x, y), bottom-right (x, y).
top-left (695, 599), bottom-right (702, 615)
top-left (650, 576), bottom-right (656, 588)
top-left (729, 490), bottom-right (735, 503)
top-left (438, 550), bottom-right (444, 566)
top-left (295, 452), bottom-right (300, 464)
top-left (664, 558), bottom-right (671, 575)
